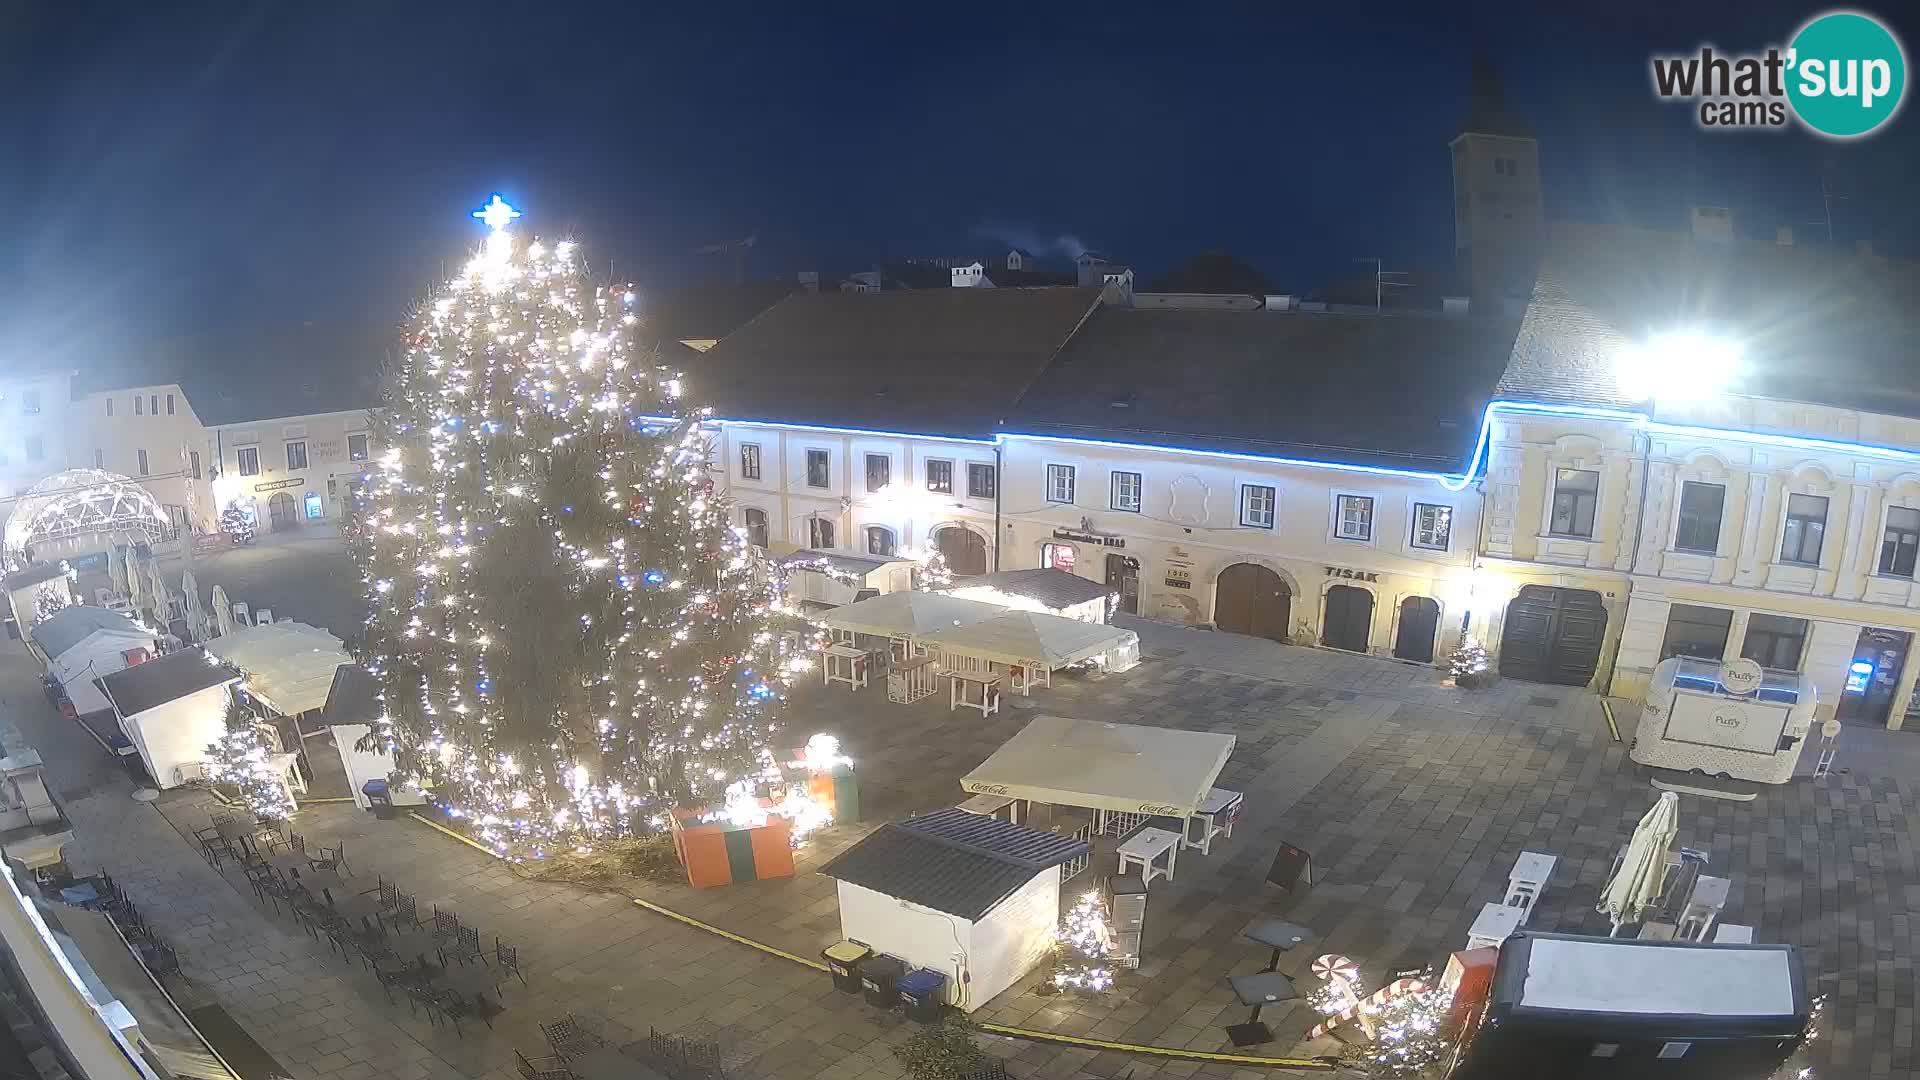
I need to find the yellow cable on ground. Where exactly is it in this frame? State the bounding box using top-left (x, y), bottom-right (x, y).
top-left (1601, 699), bottom-right (1621, 742)
top-left (404, 812), bottom-right (1331, 1071)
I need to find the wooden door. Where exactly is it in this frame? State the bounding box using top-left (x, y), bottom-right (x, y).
top-left (1215, 563), bottom-right (1290, 642)
top-left (935, 527), bottom-right (988, 576)
top-left (1394, 596), bottom-right (1441, 663)
top-left (1321, 585), bottom-right (1374, 652)
top-left (268, 492), bottom-right (298, 531)
top-left (1105, 554), bottom-right (1139, 615)
top-left (1498, 586), bottom-right (1606, 686)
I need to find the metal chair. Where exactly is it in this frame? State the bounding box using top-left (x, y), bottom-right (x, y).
top-left (515, 1050), bottom-right (577, 1080)
top-left (378, 879), bottom-right (400, 912)
top-left (496, 939), bottom-right (526, 986)
top-left (431, 906), bottom-right (460, 945)
top-left (312, 842), bottom-right (349, 875)
top-left (381, 893), bottom-right (419, 931)
top-left (446, 924), bottom-right (485, 967)
top-left (541, 1014), bottom-right (603, 1060)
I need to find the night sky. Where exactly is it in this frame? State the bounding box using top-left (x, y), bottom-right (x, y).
top-left (2, 1), bottom-right (1916, 374)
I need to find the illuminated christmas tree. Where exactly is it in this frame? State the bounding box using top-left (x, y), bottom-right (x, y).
top-left (355, 196), bottom-right (804, 852)
top-left (1050, 891), bottom-right (1115, 993)
top-left (205, 691), bottom-right (295, 821)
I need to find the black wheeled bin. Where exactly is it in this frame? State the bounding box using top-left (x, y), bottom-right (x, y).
top-left (898, 969), bottom-right (948, 1022)
top-left (823, 940), bottom-right (871, 994)
top-left (860, 954), bottom-right (906, 1009)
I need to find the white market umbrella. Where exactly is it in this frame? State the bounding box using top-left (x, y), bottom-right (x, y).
top-left (146, 557), bottom-right (171, 625)
top-left (182, 571), bottom-right (208, 643)
top-left (125, 552), bottom-right (144, 611)
top-left (211, 585), bottom-right (235, 638)
top-left (1598, 791), bottom-right (1679, 936)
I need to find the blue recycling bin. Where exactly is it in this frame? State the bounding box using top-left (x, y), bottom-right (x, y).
top-left (897, 969), bottom-right (948, 1022)
top-left (362, 779), bottom-right (395, 819)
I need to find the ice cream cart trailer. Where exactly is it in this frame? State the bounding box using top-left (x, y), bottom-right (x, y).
top-left (1630, 657), bottom-right (1816, 784)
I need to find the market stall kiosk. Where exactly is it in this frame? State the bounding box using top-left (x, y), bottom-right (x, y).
top-left (815, 591), bottom-right (1006, 665)
top-left (919, 610), bottom-right (1141, 697)
top-left (820, 807), bottom-right (1088, 1012)
top-left (322, 663), bottom-right (428, 812)
top-left (207, 621), bottom-right (355, 796)
top-left (960, 715), bottom-right (1235, 880)
top-left (1452, 932), bottom-right (1808, 1078)
top-left (96, 647), bottom-right (244, 790)
top-left (943, 568), bottom-right (1115, 624)
top-left (31, 606), bottom-right (156, 716)
top-left (1631, 657), bottom-right (1816, 784)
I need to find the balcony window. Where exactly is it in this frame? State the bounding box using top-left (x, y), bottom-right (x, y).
top-left (1674, 481), bottom-right (1725, 554)
top-left (1549, 468), bottom-right (1599, 538)
top-left (1779, 494), bottom-right (1828, 565)
top-left (1879, 506), bottom-right (1920, 578)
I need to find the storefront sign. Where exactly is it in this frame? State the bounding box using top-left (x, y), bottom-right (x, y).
top-left (254, 477), bottom-right (306, 493)
top-left (1164, 568), bottom-right (1193, 590)
top-left (1719, 658), bottom-right (1764, 696)
top-left (1052, 528), bottom-right (1124, 549)
top-left (1324, 566), bottom-right (1379, 583)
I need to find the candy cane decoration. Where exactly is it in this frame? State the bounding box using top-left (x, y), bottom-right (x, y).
top-left (1311, 954), bottom-right (1374, 1038)
top-left (1308, 976), bottom-right (1431, 1040)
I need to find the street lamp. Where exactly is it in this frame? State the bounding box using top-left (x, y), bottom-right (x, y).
top-left (1614, 332), bottom-right (1741, 404)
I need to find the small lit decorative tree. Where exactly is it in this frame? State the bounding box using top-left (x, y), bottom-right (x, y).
top-left (355, 196), bottom-right (803, 853)
top-left (1447, 636), bottom-right (1493, 689)
top-left (204, 691), bottom-right (295, 821)
top-left (32, 587), bottom-right (72, 625)
top-left (1335, 988), bottom-right (1455, 1079)
top-left (1049, 891), bottom-right (1114, 993)
top-left (912, 547), bottom-right (953, 591)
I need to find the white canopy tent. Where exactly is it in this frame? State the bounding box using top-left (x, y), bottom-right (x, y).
top-left (816, 591), bottom-right (1007, 643)
top-left (919, 610), bottom-right (1139, 692)
top-left (204, 621), bottom-right (353, 718)
top-left (961, 715), bottom-right (1235, 819)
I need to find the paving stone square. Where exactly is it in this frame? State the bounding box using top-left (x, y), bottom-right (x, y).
top-left (7, 615), bottom-right (1914, 1077)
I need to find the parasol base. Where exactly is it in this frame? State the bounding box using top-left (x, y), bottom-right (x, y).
top-left (131, 788), bottom-right (159, 803)
top-left (1224, 1021), bottom-right (1273, 1047)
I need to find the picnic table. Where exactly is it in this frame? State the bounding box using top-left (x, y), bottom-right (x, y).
top-left (1116, 827), bottom-right (1181, 886)
top-left (823, 644), bottom-right (872, 690)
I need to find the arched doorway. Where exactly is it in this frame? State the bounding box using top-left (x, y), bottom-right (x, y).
top-left (1499, 585), bottom-right (1606, 686)
top-left (1322, 585), bottom-right (1374, 652)
top-left (268, 492), bottom-right (299, 531)
top-left (1394, 596), bottom-right (1441, 663)
top-left (1214, 563), bottom-right (1291, 642)
top-left (934, 526), bottom-right (988, 576)
top-left (1105, 554), bottom-right (1139, 616)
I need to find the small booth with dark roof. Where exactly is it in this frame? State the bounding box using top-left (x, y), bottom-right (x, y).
top-left (944, 568), bottom-right (1115, 624)
top-left (819, 807), bottom-right (1089, 1012)
top-left (96, 647), bottom-right (244, 790)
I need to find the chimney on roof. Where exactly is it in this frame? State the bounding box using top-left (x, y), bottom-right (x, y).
top-left (1775, 227), bottom-right (1794, 247)
top-left (1265, 294), bottom-right (1294, 311)
top-left (1690, 205), bottom-right (1735, 243)
top-left (1443, 296), bottom-right (1471, 317)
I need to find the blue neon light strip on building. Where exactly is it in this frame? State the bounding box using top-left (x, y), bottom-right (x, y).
top-left (656, 400), bottom-right (1920, 491)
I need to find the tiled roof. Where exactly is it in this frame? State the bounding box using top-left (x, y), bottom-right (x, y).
top-left (947, 569), bottom-right (1112, 609)
top-left (693, 288), bottom-right (1100, 440)
top-left (1498, 222), bottom-right (1920, 418)
top-left (1008, 306), bottom-right (1520, 472)
top-left (819, 807), bottom-right (1088, 921)
top-left (97, 647), bottom-right (239, 717)
top-left (649, 281), bottom-right (800, 346)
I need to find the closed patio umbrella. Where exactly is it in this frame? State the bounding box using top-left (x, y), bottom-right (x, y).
top-left (211, 585), bottom-right (234, 638)
top-left (182, 571), bottom-right (207, 643)
top-left (1598, 791), bottom-right (1679, 936)
top-left (125, 552), bottom-right (144, 612)
top-left (107, 546), bottom-right (128, 595)
top-left (146, 558), bottom-right (171, 623)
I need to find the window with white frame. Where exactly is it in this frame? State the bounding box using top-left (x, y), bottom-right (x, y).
top-left (742, 507), bottom-right (768, 547)
top-left (348, 433), bottom-right (369, 462)
top-left (1110, 471), bottom-right (1142, 513)
top-left (1240, 484), bottom-right (1275, 528)
top-left (1411, 502), bottom-right (1452, 550)
top-left (739, 443), bottom-right (762, 480)
top-left (967, 462), bottom-right (996, 499)
top-left (1046, 464), bottom-right (1075, 504)
top-left (805, 448), bottom-right (830, 489)
top-left (1880, 506), bottom-right (1920, 578)
top-left (1674, 481), bottom-right (1725, 554)
top-left (1780, 493), bottom-right (1828, 565)
top-left (1549, 468), bottom-right (1599, 538)
top-left (865, 453), bottom-right (890, 492)
top-left (808, 516), bottom-right (835, 549)
top-left (926, 459), bottom-right (953, 494)
top-left (136, 448), bottom-right (149, 476)
top-left (286, 440), bottom-right (308, 470)
top-left (1335, 494), bottom-right (1374, 541)
top-left (237, 447), bottom-right (260, 476)
top-left (866, 526), bottom-right (896, 556)
top-left (1741, 613), bottom-right (1809, 672)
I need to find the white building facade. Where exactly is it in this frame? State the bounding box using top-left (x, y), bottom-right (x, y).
top-left (0, 370), bottom-right (74, 507)
top-left (208, 409), bottom-right (374, 533)
top-left (71, 383), bottom-right (217, 535)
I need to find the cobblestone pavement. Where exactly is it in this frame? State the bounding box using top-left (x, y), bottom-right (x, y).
top-left (6, 615), bottom-right (1915, 1078)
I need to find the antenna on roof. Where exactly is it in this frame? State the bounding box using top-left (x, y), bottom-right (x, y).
top-left (1808, 173), bottom-right (1849, 245)
top-left (1352, 258), bottom-right (1412, 312)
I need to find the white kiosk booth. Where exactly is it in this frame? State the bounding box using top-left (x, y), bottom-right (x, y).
top-left (1631, 657), bottom-right (1816, 784)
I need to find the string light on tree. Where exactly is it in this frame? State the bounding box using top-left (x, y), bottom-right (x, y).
top-left (353, 195), bottom-right (804, 853)
top-left (204, 688), bottom-right (296, 822)
top-left (1050, 891), bottom-right (1115, 993)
